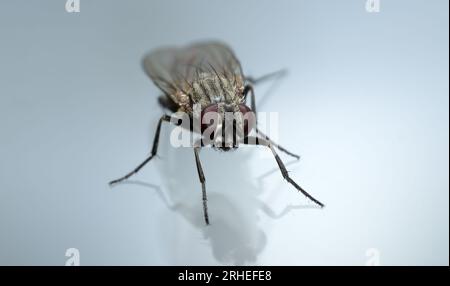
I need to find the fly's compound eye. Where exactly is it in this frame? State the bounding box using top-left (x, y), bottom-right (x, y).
top-left (238, 104), bottom-right (255, 137)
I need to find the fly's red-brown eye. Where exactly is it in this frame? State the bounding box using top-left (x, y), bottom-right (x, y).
top-left (201, 104), bottom-right (255, 137)
top-left (239, 104), bottom-right (255, 136)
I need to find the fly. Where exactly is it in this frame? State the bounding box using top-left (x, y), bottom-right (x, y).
top-left (109, 41), bottom-right (324, 225)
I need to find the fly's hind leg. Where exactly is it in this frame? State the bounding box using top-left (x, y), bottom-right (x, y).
top-left (246, 69), bottom-right (288, 85)
top-left (109, 114), bottom-right (174, 185)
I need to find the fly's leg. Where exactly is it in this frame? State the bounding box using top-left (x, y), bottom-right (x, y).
top-left (109, 114), bottom-right (173, 185)
top-left (246, 69), bottom-right (288, 85)
top-left (243, 83), bottom-right (300, 160)
top-left (194, 146), bottom-right (209, 225)
top-left (255, 128), bottom-right (300, 160)
top-left (157, 95), bottom-right (179, 112)
top-left (246, 69), bottom-right (287, 108)
top-left (242, 136), bottom-right (324, 207)
top-left (243, 84), bottom-right (257, 125)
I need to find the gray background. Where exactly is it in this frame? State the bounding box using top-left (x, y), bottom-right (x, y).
top-left (0, 0), bottom-right (448, 265)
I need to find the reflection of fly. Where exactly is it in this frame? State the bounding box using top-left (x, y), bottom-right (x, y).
top-left (109, 41), bottom-right (324, 225)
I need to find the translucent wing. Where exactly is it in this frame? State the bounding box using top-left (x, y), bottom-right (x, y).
top-left (142, 41), bottom-right (244, 104)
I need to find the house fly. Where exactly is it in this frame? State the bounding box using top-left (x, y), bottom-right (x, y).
top-left (109, 41), bottom-right (324, 225)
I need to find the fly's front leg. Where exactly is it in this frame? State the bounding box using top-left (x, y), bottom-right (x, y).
top-left (109, 114), bottom-right (173, 185)
top-left (243, 84), bottom-right (257, 125)
top-left (194, 145), bottom-right (209, 225)
top-left (242, 136), bottom-right (324, 207)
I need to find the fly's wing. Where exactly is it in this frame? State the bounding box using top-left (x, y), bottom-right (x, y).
top-left (142, 41), bottom-right (244, 105)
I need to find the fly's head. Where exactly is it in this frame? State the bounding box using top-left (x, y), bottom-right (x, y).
top-left (200, 102), bottom-right (255, 150)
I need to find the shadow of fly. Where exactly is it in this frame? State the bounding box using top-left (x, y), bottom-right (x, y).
top-left (109, 41), bottom-right (324, 225)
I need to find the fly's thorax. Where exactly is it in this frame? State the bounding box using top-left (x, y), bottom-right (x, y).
top-left (191, 73), bottom-right (243, 109)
